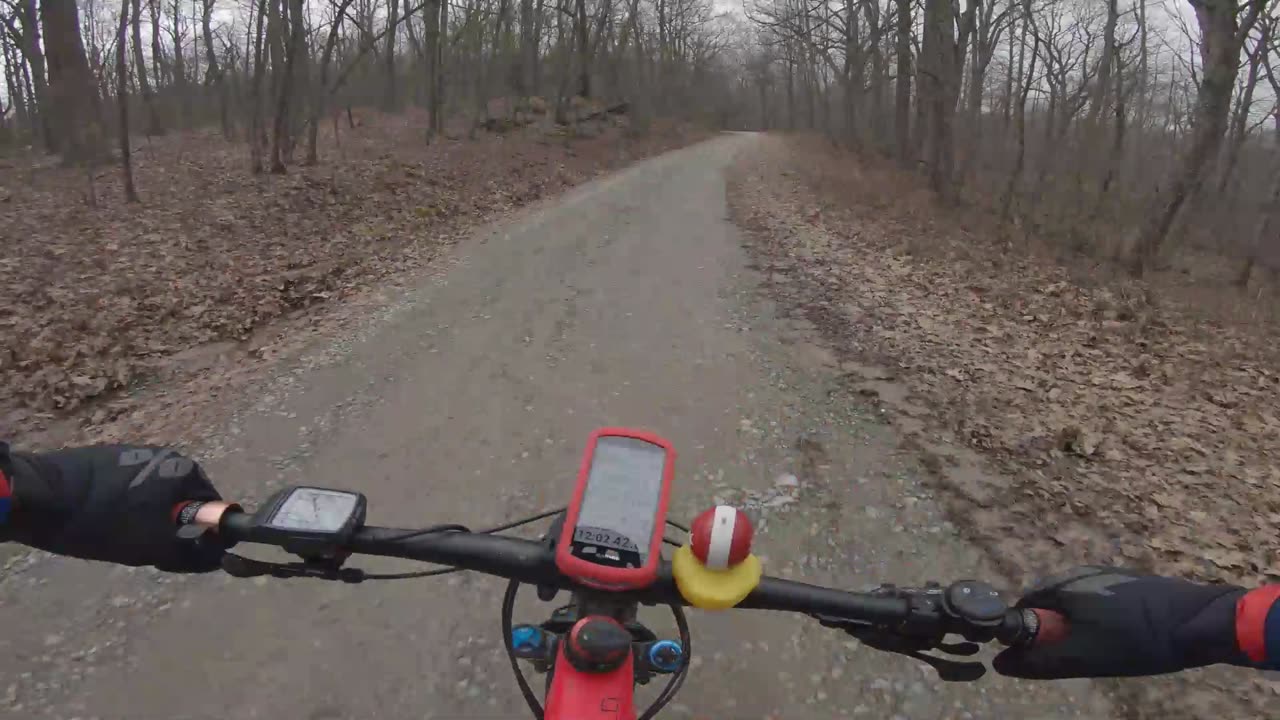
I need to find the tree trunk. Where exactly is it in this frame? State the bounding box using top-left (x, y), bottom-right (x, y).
top-left (200, 0), bottom-right (230, 138)
top-left (171, 0), bottom-right (189, 125)
top-left (1214, 27), bottom-right (1267, 196)
top-left (2, 33), bottom-right (25, 130)
top-left (425, 0), bottom-right (441, 139)
top-left (656, 0), bottom-right (667, 111)
top-left (404, 10), bottom-right (424, 107)
top-left (553, 0), bottom-right (570, 120)
top-left (1000, 7), bottom-right (1035, 224)
top-left (248, 0), bottom-right (269, 172)
top-left (436, 0), bottom-right (447, 134)
top-left (894, 0), bottom-right (911, 161)
top-left (384, 0), bottom-right (399, 110)
top-left (1128, 0), bottom-right (1251, 275)
top-left (264, 0), bottom-right (283, 162)
top-left (1086, 0), bottom-right (1117, 130)
top-left (842, 0), bottom-right (859, 146)
top-left (270, 0), bottom-right (304, 173)
top-left (1133, 0), bottom-right (1149, 148)
top-left (307, 0), bottom-right (358, 163)
top-left (1002, 0), bottom-right (1016, 130)
top-left (920, 0), bottom-right (959, 197)
top-left (149, 0), bottom-right (170, 88)
top-left (519, 0), bottom-right (535, 95)
top-left (532, 0), bottom-right (545, 94)
top-left (1095, 43), bottom-right (1125, 204)
top-left (40, 0), bottom-right (105, 164)
top-left (785, 50), bottom-right (795, 130)
top-left (865, 0), bottom-right (885, 144)
top-left (116, 0), bottom-right (139, 201)
top-left (801, 9), bottom-right (816, 129)
top-left (16, 0), bottom-right (54, 151)
top-left (575, 0), bottom-right (590, 97)
top-left (131, 0), bottom-right (163, 135)
top-left (961, 3), bottom-right (988, 178)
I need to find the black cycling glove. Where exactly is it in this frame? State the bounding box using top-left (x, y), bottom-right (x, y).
top-left (1, 444), bottom-right (224, 572)
top-left (993, 565), bottom-right (1250, 679)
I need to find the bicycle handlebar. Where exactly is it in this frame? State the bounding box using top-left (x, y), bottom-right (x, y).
top-left (192, 505), bottom-right (1065, 654)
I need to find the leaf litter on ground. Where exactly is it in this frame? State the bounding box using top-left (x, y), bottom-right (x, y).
top-left (727, 134), bottom-right (1280, 719)
top-left (0, 111), bottom-right (707, 445)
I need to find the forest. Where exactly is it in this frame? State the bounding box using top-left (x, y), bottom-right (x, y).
top-left (0, 0), bottom-right (743, 173)
top-left (1, 0), bottom-right (1275, 276)
top-left (743, 0), bottom-right (1278, 282)
top-left (0, 0), bottom-right (1277, 424)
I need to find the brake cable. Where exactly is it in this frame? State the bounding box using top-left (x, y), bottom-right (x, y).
top-left (639, 601), bottom-right (691, 720)
top-left (503, 578), bottom-right (547, 720)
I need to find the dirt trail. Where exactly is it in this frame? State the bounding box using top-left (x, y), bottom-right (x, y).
top-left (1, 134), bottom-right (1109, 719)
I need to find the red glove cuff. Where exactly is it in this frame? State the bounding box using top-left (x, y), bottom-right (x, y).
top-left (0, 466), bottom-right (11, 525)
top-left (1236, 585), bottom-right (1280, 664)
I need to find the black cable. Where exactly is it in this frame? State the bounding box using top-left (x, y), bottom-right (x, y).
top-left (360, 567), bottom-right (463, 580)
top-left (364, 509), bottom-right (564, 579)
top-left (665, 518), bottom-right (690, 533)
top-left (503, 578), bottom-right (546, 720)
top-left (638, 602), bottom-right (692, 720)
top-left (376, 523), bottom-right (472, 543)
top-left (662, 536), bottom-right (683, 547)
top-left (478, 507), bottom-right (566, 535)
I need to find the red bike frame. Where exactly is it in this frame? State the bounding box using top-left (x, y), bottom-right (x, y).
top-left (544, 645), bottom-right (638, 720)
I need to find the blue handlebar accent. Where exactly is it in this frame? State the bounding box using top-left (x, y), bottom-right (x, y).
top-left (648, 639), bottom-right (683, 672)
top-left (511, 625), bottom-right (545, 653)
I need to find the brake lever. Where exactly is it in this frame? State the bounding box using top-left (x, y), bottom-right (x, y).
top-left (816, 614), bottom-right (988, 681)
top-left (221, 554), bottom-right (366, 583)
top-left (843, 625), bottom-right (987, 681)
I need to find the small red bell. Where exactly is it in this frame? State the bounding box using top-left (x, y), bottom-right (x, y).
top-left (689, 506), bottom-right (753, 570)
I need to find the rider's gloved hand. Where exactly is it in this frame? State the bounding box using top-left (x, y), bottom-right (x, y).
top-left (0, 444), bottom-right (225, 572)
top-left (993, 565), bottom-right (1261, 679)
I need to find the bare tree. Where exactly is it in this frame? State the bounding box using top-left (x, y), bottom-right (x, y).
top-left (41, 0), bottom-right (106, 163)
top-left (248, 0), bottom-right (269, 172)
top-left (1127, 0), bottom-right (1270, 275)
top-left (201, 0), bottom-right (230, 137)
top-left (131, 0), bottom-right (163, 134)
top-left (116, 0), bottom-right (139, 201)
top-left (894, 0), bottom-right (911, 160)
top-left (1000, 0), bottom-right (1036, 223)
top-left (384, 0), bottom-right (399, 108)
top-left (3, 0), bottom-right (53, 150)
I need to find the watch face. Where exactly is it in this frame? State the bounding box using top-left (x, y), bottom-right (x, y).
top-left (268, 488), bottom-right (359, 533)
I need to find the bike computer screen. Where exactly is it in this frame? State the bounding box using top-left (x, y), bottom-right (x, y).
top-left (251, 486), bottom-right (368, 555)
top-left (267, 488), bottom-right (362, 532)
top-left (556, 429), bottom-right (675, 590)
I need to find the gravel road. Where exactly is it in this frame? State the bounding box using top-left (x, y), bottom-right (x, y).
top-left (1, 134), bottom-right (1113, 719)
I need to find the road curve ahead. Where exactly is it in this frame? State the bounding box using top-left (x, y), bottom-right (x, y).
top-left (0, 134), bottom-right (1110, 720)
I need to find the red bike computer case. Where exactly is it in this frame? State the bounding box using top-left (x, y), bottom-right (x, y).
top-left (555, 427), bottom-right (675, 591)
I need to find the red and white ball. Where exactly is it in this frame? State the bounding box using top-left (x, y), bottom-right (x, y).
top-left (690, 506), bottom-right (754, 570)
